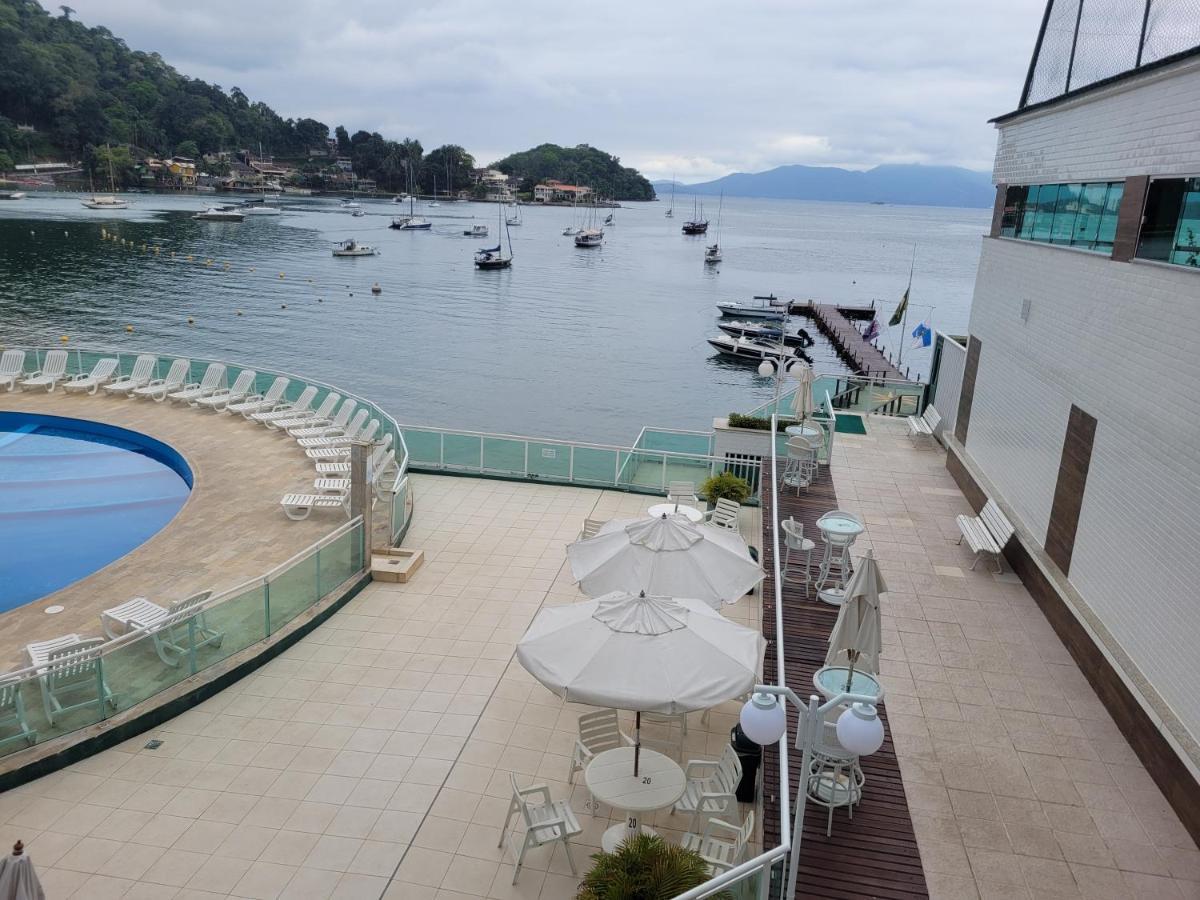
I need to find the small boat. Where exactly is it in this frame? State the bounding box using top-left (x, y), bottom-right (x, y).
top-left (604, 213), bottom-right (614, 226)
top-left (475, 201), bottom-right (513, 269)
top-left (665, 174), bottom-right (675, 217)
top-left (243, 199), bottom-right (282, 216)
top-left (716, 296), bottom-right (788, 320)
top-left (704, 243), bottom-right (722, 264)
top-left (464, 224), bottom-right (489, 237)
top-left (562, 226), bottom-right (582, 236)
top-left (82, 194), bottom-right (129, 209)
top-left (332, 238), bottom-right (378, 257)
top-left (707, 335), bottom-right (798, 363)
top-left (682, 197), bottom-right (707, 234)
top-left (427, 200), bottom-right (441, 207)
top-left (391, 216), bottom-right (431, 230)
top-left (0, 191), bottom-right (26, 200)
top-left (393, 193), bottom-right (410, 203)
top-left (193, 205), bottom-right (244, 221)
top-left (574, 228), bottom-right (603, 247)
top-left (351, 208), bottom-right (366, 217)
top-left (506, 204), bottom-right (522, 226)
top-left (341, 199), bottom-right (361, 210)
top-left (718, 321), bottom-right (814, 348)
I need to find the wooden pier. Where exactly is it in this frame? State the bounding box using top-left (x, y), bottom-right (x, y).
top-left (761, 466), bottom-right (929, 900)
top-left (788, 302), bottom-right (911, 382)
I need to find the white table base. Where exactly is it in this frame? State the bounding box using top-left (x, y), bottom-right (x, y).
top-left (601, 821), bottom-right (660, 853)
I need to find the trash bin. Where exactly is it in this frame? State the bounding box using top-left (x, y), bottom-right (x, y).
top-left (747, 546), bottom-right (758, 595)
top-left (731, 723), bottom-right (763, 803)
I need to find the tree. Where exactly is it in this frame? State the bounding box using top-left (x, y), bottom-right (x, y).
top-left (0, 150), bottom-right (13, 172)
top-left (335, 125), bottom-right (350, 156)
top-left (58, 5), bottom-right (74, 19)
top-left (174, 139), bottom-right (199, 158)
top-left (421, 144), bottom-right (475, 196)
top-left (491, 143), bottom-right (655, 201)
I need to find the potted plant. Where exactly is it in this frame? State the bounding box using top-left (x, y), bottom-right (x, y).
top-left (576, 833), bottom-right (731, 900)
top-left (701, 471), bottom-right (752, 507)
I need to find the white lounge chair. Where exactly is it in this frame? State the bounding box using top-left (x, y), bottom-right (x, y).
top-left (41, 641), bottom-right (115, 726)
top-left (311, 449), bottom-right (397, 497)
top-left (0, 677), bottom-right (35, 748)
top-left (101, 591), bottom-right (221, 666)
top-left (62, 357), bottom-right (119, 395)
top-left (703, 498), bottom-right (742, 532)
top-left (314, 434), bottom-right (393, 476)
top-left (296, 410), bottom-right (370, 448)
top-left (193, 369), bottom-right (258, 410)
top-left (290, 399), bottom-right (357, 438)
top-left (270, 390), bottom-right (339, 431)
top-left (25, 634), bottom-right (86, 670)
top-left (280, 488), bottom-right (351, 520)
top-left (499, 773), bottom-right (582, 883)
top-left (0, 350), bottom-right (26, 391)
top-left (167, 362), bottom-right (226, 404)
top-left (579, 518), bottom-right (606, 540)
top-left (680, 812), bottom-right (755, 876)
top-left (252, 386), bottom-right (321, 428)
top-left (19, 349), bottom-right (69, 392)
top-left (103, 354), bottom-right (157, 396)
top-left (226, 375), bottom-right (290, 417)
top-left (132, 358), bottom-right (190, 401)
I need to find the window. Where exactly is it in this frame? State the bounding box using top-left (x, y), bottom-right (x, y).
top-left (999, 181), bottom-right (1123, 253)
top-left (1137, 177), bottom-right (1200, 268)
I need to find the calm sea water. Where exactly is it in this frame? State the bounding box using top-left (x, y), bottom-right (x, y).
top-left (0, 193), bottom-right (986, 443)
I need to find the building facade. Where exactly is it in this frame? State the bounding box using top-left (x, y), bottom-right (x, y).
top-left (945, 1), bottom-right (1200, 842)
top-left (533, 180), bottom-right (593, 203)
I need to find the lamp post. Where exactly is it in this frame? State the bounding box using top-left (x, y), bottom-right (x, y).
top-left (757, 317), bottom-right (806, 418)
top-left (740, 684), bottom-right (885, 900)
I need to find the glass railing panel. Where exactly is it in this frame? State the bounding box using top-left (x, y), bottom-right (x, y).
top-left (526, 442), bottom-right (571, 481)
top-left (317, 525), bottom-right (363, 596)
top-left (481, 437), bottom-right (525, 475)
top-left (442, 432), bottom-right (482, 469)
top-left (638, 429), bottom-right (713, 455)
top-left (399, 428), bottom-right (442, 466)
top-left (267, 552), bottom-right (319, 633)
top-left (197, 583), bottom-right (270, 667)
top-left (103, 628), bottom-right (195, 713)
top-left (390, 477), bottom-right (410, 543)
top-left (571, 446), bottom-right (619, 486)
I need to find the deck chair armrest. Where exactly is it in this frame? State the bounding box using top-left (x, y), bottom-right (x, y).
top-left (701, 818), bottom-right (742, 841)
top-left (529, 815), bottom-right (570, 838)
top-left (65, 372), bottom-right (88, 383)
top-left (180, 381), bottom-right (200, 391)
top-left (516, 783), bottom-right (555, 805)
top-left (696, 789), bottom-right (736, 809)
top-left (25, 368), bottom-right (42, 378)
top-left (684, 758), bottom-right (719, 778)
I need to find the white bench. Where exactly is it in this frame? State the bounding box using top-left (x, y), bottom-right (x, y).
top-left (955, 499), bottom-right (1014, 572)
top-left (907, 405), bottom-right (942, 447)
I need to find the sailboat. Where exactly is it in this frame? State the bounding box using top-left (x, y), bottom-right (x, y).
top-left (475, 201), bottom-right (513, 269)
top-left (506, 203), bottom-right (522, 226)
top-left (704, 192), bottom-right (723, 264)
top-left (427, 173), bottom-right (440, 207)
top-left (392, 168), bottom-right (431, 229)
top-left (574, 202), bottom-right (604, 247)
top-left (682, 196), bottom-right (708, 234)
top-left (82, 145), bottom-right (129, 209)
top-left (665, 174), bottom-right (674, 218)
top-left (563, 173), bottom-right (583, 234)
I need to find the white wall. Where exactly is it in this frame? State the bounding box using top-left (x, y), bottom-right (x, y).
top-left (929, 334), bottom-right (966, 441)
top-left (965, 236), bottom-right (1200, 740)
top-left (994, 56), bottom-right (1200, 185)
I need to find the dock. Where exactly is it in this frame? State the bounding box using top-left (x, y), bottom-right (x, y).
top-left (788, 301), bottom-right (910, 381)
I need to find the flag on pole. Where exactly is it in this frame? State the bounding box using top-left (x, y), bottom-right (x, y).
top-left (863, 318), bottom-right (880, 342)
top-left (888, 288), bottom-right (909, 327)
top-left (911, 320), bottom-right (932, 348)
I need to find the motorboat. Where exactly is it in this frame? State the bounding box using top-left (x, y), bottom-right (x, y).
top-left (427, 200), bottom-right (441, 207)
top-left (574, 228), bottom-right (603, 247)
top-left (393, 193), bottom-right (411, 203)
top-left (562, 226), bottom-right (582, 236)
top-left (332, 238), bottom-right (378, 257)
top-left (351, 208), bottom-right (366, 217)
top-left (704, 243), bottom-right (722, 264)
top-left (243, 200), bottom-right (282, 216)
top-left (193, 205), bottom-right (244, 221)
top-left (464, 224), bottom-right (489, 237)
top-left (604, 213), bottom-right (614, 226)
top-left (0, 191), bottom-right (26, 200)
top-left (718, 321), bottom-right (814, 348)
top-left (391, 216), bottom-right (431, 230)
top-left (716, 296), bottom-right (789, 320)
top-left (82, 194), bottom-right (129, 209)
top-left (707, 335), bottom-right (798, 363)
top-left (341, 199), bottom-right (362, 210)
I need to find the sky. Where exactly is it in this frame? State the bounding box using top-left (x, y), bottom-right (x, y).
top-left (62, 0), bottom-right (1047, 182)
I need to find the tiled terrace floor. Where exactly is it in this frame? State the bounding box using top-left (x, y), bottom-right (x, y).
top-left (831, 418), bottom-right (1200, 900)
top-left (0, 475), bottom-right (761, 900)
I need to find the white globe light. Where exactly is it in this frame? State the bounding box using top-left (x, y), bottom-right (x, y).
top-left (757, 360), bottom-right (774, 377)
top-left (835, 703), bottom-right (885, 756)
top-left (740, 693), bottom-right (787, 745)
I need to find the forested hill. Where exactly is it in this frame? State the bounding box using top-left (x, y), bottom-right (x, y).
top-left (494, 144), bottom-right (655, 201)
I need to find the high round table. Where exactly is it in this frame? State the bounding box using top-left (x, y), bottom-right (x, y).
top-left (815, 512), bottom-right (866, 603)
top-left (813, 666), bottom-right (884, 703)
top-left (585, 746), bottom-right (687, 852)
top-left (646, 503), bottom-right (703, 523)
top-left (785, 423), bottom-right (824, 441)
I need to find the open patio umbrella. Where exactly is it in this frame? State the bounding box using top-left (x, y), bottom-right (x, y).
top-left (825, 549), bottom-right (886, 691)
top-left (566, 514), bottom-right (763, 607)
top-left (790, 363), bottom-right (816, 423)
top-left (517, 590), bottom-right (765, 774)
top-left (0, 842), bottom-right (45, 900)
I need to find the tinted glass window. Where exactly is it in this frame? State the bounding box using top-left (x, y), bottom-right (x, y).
top-left (1050, 183), bottom-right (1080, 244)
top-left (1000, 180), bottom-right (1124, 254)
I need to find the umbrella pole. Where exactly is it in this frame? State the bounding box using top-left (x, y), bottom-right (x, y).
top-left (634, 711), bottom-right (641, 777)
top-left (845, 650), bottom-right (857, 693)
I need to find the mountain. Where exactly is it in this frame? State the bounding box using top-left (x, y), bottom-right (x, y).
top-left (652, 164), bottom-right (994, 208)
top-left (493, 143), bottom-right (655, 202)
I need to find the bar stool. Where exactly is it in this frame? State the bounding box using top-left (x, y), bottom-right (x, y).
top-left (780, 436), bottom-right (818, 495)
top-left (781, 518), bottom-right (816, 596)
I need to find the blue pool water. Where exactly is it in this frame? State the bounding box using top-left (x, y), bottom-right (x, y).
top-left (0, 412), bottom-right (192, 610)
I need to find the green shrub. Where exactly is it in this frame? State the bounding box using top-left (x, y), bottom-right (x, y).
top-left (727, 413), bottom-right (799, 431)
top-left (701, 472), bottom-right (752, 504)
top-left (576, 833), bottom-right (731, 900)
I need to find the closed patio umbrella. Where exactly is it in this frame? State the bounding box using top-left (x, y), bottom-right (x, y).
top-left (825, 549), bottom-right (886, 691)
top-left (0, 842), bottom-right (45, 900)
top-left (566, 514), bottom-right (763, 607)
top-left (790, 363), bottom-right (816, 423)
top-left (517, 590), bottom-right (765, 773)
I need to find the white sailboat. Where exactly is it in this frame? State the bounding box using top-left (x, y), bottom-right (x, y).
top-left (392, 169), bottom-right (431, 229)
top-left (475, 201), bottom-right (513, 269)
top-left (82, 145), bottom-right (129, 209)
top-left (574, 202), bottom-right (603, 247)
top-left (665, 174), bottom-right (675, 218)
top-left (704, 192), bottom-right (724, 264)
top-left (506, 203), bottom-right (522, 226)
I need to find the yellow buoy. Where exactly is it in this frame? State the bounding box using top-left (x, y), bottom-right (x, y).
top-left (170, 251), bottom-right (176, 257)
top-left (186, 255), bottom-right (194, 262)
top-left (125, 325), bottom-right (134, 333)
top-left (60, 335), bottom-right (69, 344)
top-left (279, 272), bottom-right (285, 279)
top-left (154, 246), bottom-right (160, 254)
top-left (205, 259), bottom-right (212, 267)
top-left (141, 244), bottom-right (147, 251)
top-left (223, 262), bottom-right (230, 270)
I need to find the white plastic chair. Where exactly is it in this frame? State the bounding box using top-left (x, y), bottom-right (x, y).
top-left (254, 387), bottom-right (324, 428)
top-left (290, 398), bottom-right (357, 438)
top-left (167, 362), bottom-right (226, 404)
top-left (781, 518), bottom-right (816, 596)
top-left (103, 354), bottom-right (157, 396)
top-left (226, 375), bottom-right (290, 417)
top-left (703, 498), bottom-right (741, 532)
top-left (314, 434), bottom-right (393, 476)
top-left (781, 436), bottom-right (819, 494)
top-left (40, 640), bottom-right (115, 726)
top-left (194, 369), bottom-right (258, 410)
top-left (20, 349), bottom-right (69, 392)
top-left (498, 773), bottom-right (582, 883)
top-left (280, 488), bottom-right (351, 520)
top-left (567, 709), bottom-right (631, 800)
top-left (63, 358), bottom-right (119, 394)
top-left (579, 517), bottom-right (606, 540)
top-left (680, 811), bottom-right (755, 875)
top-left (673, 743), bottom-right (742, 831)
top-left (0, 678), bottom-right (35, 748)
top-left (101, 591), bottom-right (221, 666)
top-left (667, 481), bottom-right (700, 504)
top-left (0, 349), bottom-right (25, 391)
top-left (296, 408), bottom-right (369, 448)
top-left (132, 358), bottom-right (190, 401)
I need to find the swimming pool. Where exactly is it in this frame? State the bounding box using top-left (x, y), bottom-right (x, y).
top-left (0, 412), bottom-right (192, 610)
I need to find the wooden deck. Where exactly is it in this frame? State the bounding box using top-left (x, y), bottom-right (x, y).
top-left (761, 464), bottom-right (929, 900)
top-left (790, 303), bottom-right (909, 382)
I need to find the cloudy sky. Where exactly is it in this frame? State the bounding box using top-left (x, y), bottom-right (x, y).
top-left (62, 0), bottom-right (1046, 181)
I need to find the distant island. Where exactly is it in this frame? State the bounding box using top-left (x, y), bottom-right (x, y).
top-left (654, 164), bottom-right (994, 208)
top-left (0, 1), bottom-right (655, 201)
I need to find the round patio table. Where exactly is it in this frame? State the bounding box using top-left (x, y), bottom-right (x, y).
top-left (785, 423), bottom-right (824, 441)
top-left (815, 513), bottom-right (866, 601)
top-left (646, 503), bottom-right (703, 523)
top-left (813, 666), bottom-right (884, 703)
top-left (585, 746), bottom-right (687, 852)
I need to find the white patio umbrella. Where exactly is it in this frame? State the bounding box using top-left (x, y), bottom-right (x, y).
top-left (790, 363), bottom-right (816, 422)
top-left (825, 549), bottom-right (886, 691)
top-left (517, 590), bottom-right (765, 774)
top-left (566, 514), bottom-right (763, 607)
top-left (0, 842), bottom-right (45, 900)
